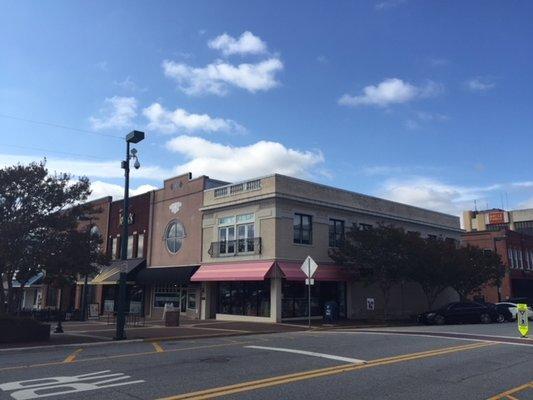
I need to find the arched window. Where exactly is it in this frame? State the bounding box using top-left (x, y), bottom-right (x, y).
top-left (165, 220), bottom-right (185, 254)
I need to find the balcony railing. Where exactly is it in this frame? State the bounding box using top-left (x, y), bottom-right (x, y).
top-left (208, 237), bottom-right (262, 257)
top-left (213, 179), bottom-right (262, 198)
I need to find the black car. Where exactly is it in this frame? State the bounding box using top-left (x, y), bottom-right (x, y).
top-left (418, 301), bottom-right (505, 325)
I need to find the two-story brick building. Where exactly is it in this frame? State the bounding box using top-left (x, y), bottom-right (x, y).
top-left (89, 191), bottom-right (152, 315)
top-left (140, 173), bottom-right (227, 319)
top-left (192, 174), bottom-right (462, 323)
top-left (462, 230), bottom-right (533, 303)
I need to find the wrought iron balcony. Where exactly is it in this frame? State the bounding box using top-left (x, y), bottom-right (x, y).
top-left (208, 237), bottom-right (262, 257)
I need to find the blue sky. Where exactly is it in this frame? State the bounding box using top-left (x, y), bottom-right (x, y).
top-left (1, 1), bottom-right (533, 218)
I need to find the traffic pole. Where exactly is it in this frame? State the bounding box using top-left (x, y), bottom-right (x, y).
top-left (308, 258), bottom-right (311, 328)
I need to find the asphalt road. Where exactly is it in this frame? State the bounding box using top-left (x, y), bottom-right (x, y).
top-left (0, 323), bottom-right (532, 400)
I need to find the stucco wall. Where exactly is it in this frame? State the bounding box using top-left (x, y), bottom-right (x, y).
top-left (202, 199), bottom-right (276, 263)
top-left (149, 174), bottom-right (207, 268)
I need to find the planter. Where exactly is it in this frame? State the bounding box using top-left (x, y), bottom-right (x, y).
top-left (0, 317), bottom-right (51, 343)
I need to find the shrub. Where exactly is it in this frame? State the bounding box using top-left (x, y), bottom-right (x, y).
top-left (0, 315), bottom-right (50, 343)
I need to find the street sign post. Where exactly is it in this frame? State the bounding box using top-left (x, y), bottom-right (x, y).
top-left (517, 303), bottom-right (529, 338)
top-left (301, 256), bottom-right (318, 328)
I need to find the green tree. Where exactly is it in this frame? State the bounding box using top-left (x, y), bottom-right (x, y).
top-left (449, 244), bottom-right (503, 301)
top-left (330, 224), bottom-right (411, 319)
top-left (406, 236), bottom-right (457, 309)
top-left (0, 160), bottom-right (91, 314)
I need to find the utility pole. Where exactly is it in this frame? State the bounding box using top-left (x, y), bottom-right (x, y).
top-left (114, 130), bottom-right (144, 340)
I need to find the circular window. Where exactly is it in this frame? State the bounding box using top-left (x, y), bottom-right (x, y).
top-left (90, 225), bottom-right (101, 237)
top-left (165, 220), bottom-right (185, 254)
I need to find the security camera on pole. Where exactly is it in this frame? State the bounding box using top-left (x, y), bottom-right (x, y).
top-left (114, 130), bottom-right (144, 341)
top-left (301, 256), bottom-right (318, 328)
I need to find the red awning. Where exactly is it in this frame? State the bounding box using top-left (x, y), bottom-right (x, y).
top-left (276, 261), bottom-right (350, 281)
top-left (190, 261), bottom-right (275, 282)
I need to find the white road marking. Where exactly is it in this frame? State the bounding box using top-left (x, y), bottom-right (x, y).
top-left (0, 370), bottom-right (144, 399)
top-left (245, 345), bottom-right (366, 364)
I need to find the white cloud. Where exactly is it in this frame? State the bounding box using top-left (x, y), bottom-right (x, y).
top-left (466, 77), bottom-right (495, 92)
top-left (89, 96), bottom-right (138, 130)
top-left (89, 181), bottom-right (157, 201)
top-left (208, 31), bottom-right (267, 56)
top-left (377, 177), bottom-right (501, 216)
top-left (142, 103), bottom-right (245, 134)
top-left (375, 0), bottom-right (407, 10)
top-left (0, 153), bottom-right (170, 181)
top-left (513, 181), bottom-right (533, 188)
top-left (165, 135), bottom-right (324, 182)
top-left (405, 111), bottom-right (449, 130)
top-left (95, 61), bottom-right (108, 71)
top-left (113, 76), bottom-right (145, 92)
top-left (162, 58), bottom-right (283, 96)
top-left (339, 78), bottom-right (442, 107)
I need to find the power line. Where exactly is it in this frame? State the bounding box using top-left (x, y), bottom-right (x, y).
top-left (0, 113), bottom-right (123, 140)
top-left (0, 143), bottom-right (110, 160)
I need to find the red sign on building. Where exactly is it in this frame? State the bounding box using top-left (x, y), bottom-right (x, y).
top-left (489, 212), bottom-right (505, 225)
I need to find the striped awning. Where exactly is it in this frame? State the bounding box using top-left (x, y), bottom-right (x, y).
top-left (90, 259), bottom-right (145, 285)
top-left (190, 262), bottom-right (275, 282)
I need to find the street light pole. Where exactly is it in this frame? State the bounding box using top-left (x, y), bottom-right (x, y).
top-left (115, 130), bottom-right (144, 341)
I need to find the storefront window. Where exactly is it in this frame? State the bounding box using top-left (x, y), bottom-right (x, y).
top-left (217, 281), bottom-right (270, 317)
top-left (153, 285), bottom-right (180, 308)
top-left (282, 281), bottom-right (346, 318)
top-left (187, 290), bottom-right (197, 309)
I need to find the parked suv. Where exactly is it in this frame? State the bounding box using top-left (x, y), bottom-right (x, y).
top-left (418, 301), bottom-right (505, 325)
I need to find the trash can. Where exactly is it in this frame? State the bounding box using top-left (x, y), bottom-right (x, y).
top-left (165, 310), bottom-right (180, 327)
top-left (324, 301), bottom-right (339, 323)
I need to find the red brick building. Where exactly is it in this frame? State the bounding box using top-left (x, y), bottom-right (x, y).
top-left (462, 230), bottom-right (533, 303)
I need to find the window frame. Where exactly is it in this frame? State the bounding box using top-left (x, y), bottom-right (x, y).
top-left (165, 220), bottom-right (186, 254)
top-left (293, 213), bottom-right (313, 245)
top-left (329, 218), bottom-right (345, 248)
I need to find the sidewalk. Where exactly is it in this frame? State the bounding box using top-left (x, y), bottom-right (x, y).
top-left (0, 318), bottom-right (413, 350)
top-left (0, 319), bottom-right (307, 350)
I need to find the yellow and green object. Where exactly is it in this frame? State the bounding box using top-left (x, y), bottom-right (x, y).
top-left (517, 303), bottom-right (529, 338)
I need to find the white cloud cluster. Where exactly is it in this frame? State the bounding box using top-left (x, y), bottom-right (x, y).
top-left (208, 31), bottom-right (267, 56)
top-left (163, 31), bottom-right (282, 96)
top-left (143, 103), bottom-right (245, 134)
top-left (165, 135), bottom-right (324, 182)
top-left (162, 58), bottom-right (283, 96)
top-left (466, 77), bottom-right (495, 92)
top-left (377, 177), bottom-right (500, 216)
top-left (0, 153), bottom-right (170, 181)
top-left (89, 96), bottom-right (137, 130)
top-left (339, 78), bottom-right (442, 107)
top-left (89, 181), bottom-right (157, 201)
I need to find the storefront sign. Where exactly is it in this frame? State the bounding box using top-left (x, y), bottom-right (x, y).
top-left (89, 303), bottom-right (99, 318)
top-left (488, 212), bottom-right (505, 225)
top-left (154, 294), bottom-right (179, 308)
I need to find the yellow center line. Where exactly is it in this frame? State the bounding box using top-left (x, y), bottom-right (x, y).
top-left (152, 342), bottom-right (165, 353)
top-left (155, 341), bottom-right (496, 400)
top-left (0, 339), bottom-right (265, 372)
top-left (487, 381), bottom-right (533, 400)
top-left (63, 348), bottom-right (83, 363)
